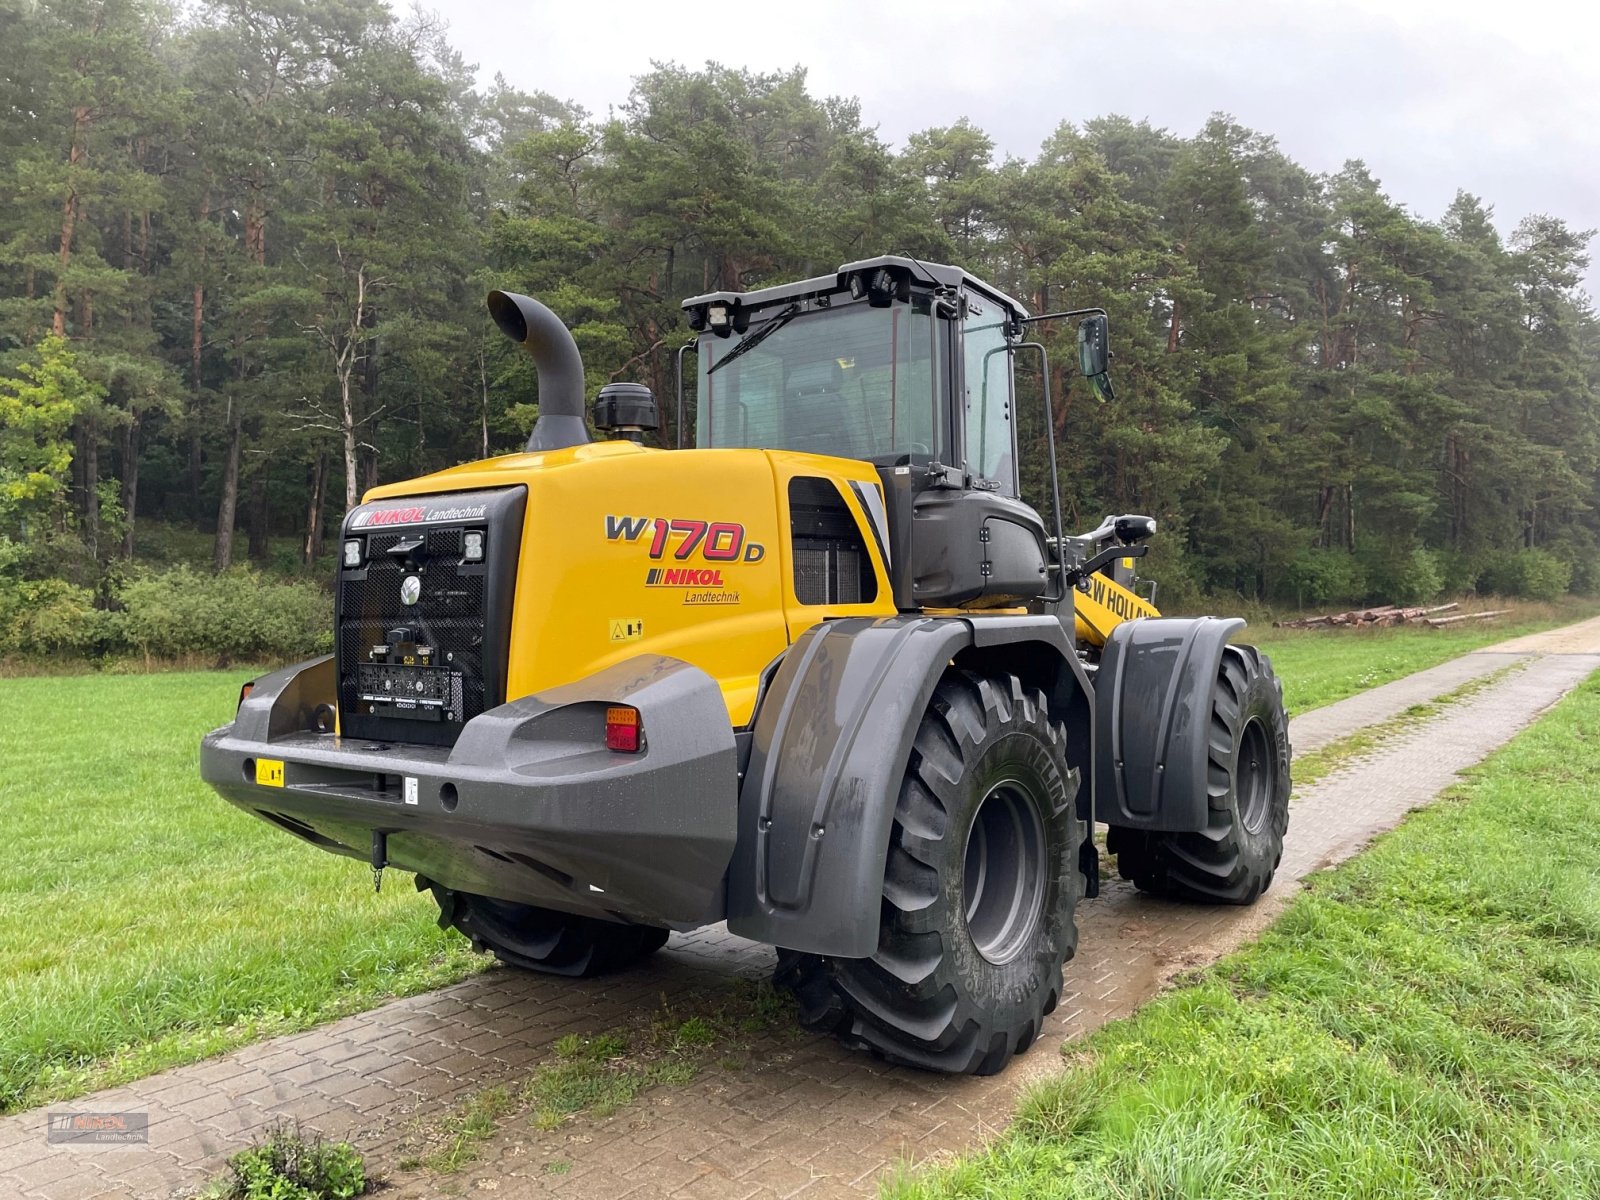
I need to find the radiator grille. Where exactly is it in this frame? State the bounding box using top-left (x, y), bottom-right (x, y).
top-left (336, 487), bottom-right (524, 747)
top-left (337, 559), bottom-right (488, 740)
top-left (789, 477), bottom-right (877, 606)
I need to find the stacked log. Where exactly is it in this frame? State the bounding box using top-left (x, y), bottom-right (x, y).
top-left (1272, 602), bottom-right (1503, 630)
top-left (1422, 609), bottom-right (1510, 627)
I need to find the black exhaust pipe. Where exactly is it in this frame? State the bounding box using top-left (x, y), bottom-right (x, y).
top-left (486, 290), bottom-right (590, 452)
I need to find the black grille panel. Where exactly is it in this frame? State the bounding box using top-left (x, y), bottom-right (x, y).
top-left (793, 547), bottom-right (867, 604)
top-left (789, 477), bottom-right (877, 606)
top-left (427, 528), bottom-right (464, 557)
top-left (336, 487), bottom-right (526, 747)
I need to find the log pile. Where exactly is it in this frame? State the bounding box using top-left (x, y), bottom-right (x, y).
top-left (1274, 602), bottom-right (1510, 629)
top-left (1421, 608), bottom-right (1511, 627)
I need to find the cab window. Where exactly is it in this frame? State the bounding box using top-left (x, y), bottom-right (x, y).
top-left (697, 299), bottom-right (944, 463)
top-left (962, 302), bottom-right (1014, 493)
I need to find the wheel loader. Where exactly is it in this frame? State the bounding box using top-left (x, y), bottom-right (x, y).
top-left (200, 256), bottom-right (1290, 1076)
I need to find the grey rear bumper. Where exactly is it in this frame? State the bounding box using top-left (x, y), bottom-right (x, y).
top-left (200, 654), bottom-right (738, 928)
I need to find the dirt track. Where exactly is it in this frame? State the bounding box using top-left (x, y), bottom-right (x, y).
top-left (5, 626), bottom-right (1600, 1200)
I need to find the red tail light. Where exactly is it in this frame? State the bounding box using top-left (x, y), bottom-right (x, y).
top-left (237, 680), bottom-right (256, 712)
top-left (605, 706), bottom-right (641, 752)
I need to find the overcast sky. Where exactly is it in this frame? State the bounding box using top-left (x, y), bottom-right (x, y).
top-left (434, 0), bottom-right (1599, 298)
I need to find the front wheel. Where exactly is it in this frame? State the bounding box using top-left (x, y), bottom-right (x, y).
top-left (1107, 643), bottom-right (1290, 904)
top-left (776, 671), bottom-right (1085, 1075)
top-left (424, 882), bottom-right (670, 977)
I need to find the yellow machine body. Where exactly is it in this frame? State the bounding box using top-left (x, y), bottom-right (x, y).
top-left (363, 439), bottom-right (1162, 723)
top-left (361, 440), bottom-right (894, 725)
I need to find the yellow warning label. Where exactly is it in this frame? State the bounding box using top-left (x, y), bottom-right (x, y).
top-left (1122, 557), bottom-right (1134, 570)
top-left (255, 758), bottom-right (285, 787)
top-left (609, 618), bottom-right (644, 643)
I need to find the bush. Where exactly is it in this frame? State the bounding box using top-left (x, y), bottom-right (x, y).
top-left (0, 576), bottom-right (106, 655)
top-left (205, 1123), bottom-right (368, 1200)
top-left (1431, 549), bottom-right (1483, 596)
top-left (1518, 550), bottom-right (1574, 601)
top-left (1279, 548), bottom-right (1367, 608)
top-left (1478, 548), bottom-right (1572, 601)
top-left (1547, 536), bottom-right (1600, 596)
top-left (114, 565), bottom-right (332, 662)
top-left (1354, 542), bottom-right (1443, 606)
top-left (1565, 554), bottom-right (1599, 597)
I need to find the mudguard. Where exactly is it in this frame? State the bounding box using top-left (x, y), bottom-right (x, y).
top-left (729, 614), bottom-right (1092, 957)
top-left (1094, 616), bottom-right (1245, 832)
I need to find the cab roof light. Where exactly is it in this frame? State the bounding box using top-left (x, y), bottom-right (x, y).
top-left (699, 298), bottom-right (746, 338)
top-left (848, 266), bottom-right (909, 308)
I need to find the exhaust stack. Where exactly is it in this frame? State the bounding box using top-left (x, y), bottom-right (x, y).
top-left (486, 290), bottom-right (590, 452)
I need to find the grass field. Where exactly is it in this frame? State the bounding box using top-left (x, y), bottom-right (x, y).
top-left (0, 672), bottom-right (483, 1114)
top-left (1247, 597), bottom-right (1600, 714)
top-left (885, 674), bottom-right (1600, 1199)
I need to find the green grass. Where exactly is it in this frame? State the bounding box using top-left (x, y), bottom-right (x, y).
top-left (1247, 597), bottom-right (1600, 715)
top-left (201, 1122), bottom-right (370, 1199)
top-left (401, 981), bottom-right (796, 1174)
top-left (513, 994), bottom-right (789, 1136)
top-left (0, 672), bottom-right (486, 1114)
top-left (885, 671), bottom-right (1600, 1200)
top-left (413, 1085), bottom-right (519, 1173)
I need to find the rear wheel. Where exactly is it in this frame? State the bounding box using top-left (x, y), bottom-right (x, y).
top-left (776, 671), bottom-right (1084, 1075)
top-left (1107, 643), bottom-right (1290, 904)
top-left (424, 882), bottom-right (669, 977)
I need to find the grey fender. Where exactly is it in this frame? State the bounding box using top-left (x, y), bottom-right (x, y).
top-left (1094, 616), bottom-right (1245, 832)
top-left (728, 614), bottom-right (1093, 957)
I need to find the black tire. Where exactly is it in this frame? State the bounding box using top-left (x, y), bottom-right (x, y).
top-left (1107, 643), bottom-right (1290, 904)
top-left (775, 671), bottom-right (1085, 1076)
top-left (423, 881), bottom-right (670, 977)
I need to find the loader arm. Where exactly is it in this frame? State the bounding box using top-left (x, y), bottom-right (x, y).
top-left (1072, 560), bottom-right (1163, 647)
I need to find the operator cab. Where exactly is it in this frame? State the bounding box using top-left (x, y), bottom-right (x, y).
top-left (685, 256), bottom-right (1020, 492)
top-left (683, 256), bottom-right (1049, 611)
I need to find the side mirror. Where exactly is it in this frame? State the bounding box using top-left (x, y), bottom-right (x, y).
top-left (1077, 314), bottom-right (1116, 402)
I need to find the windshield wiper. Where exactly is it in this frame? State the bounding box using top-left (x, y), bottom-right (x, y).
top-left (705, 303), bottom-right (803, 376)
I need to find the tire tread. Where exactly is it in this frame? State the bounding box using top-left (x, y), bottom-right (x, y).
top-left (777, 670), bottom-right (1084, 1076)
top-left (1108, 645), bottom-right (1291, 905)
top-left (424, 882), bottom-right (669, 977)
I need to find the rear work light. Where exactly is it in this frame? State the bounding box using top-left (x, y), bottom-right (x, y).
top-left (605, 706), bottom-right (641, 753)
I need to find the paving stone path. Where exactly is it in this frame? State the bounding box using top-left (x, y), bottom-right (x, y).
top-left (5, 627), bottom-right (1600, 1200)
